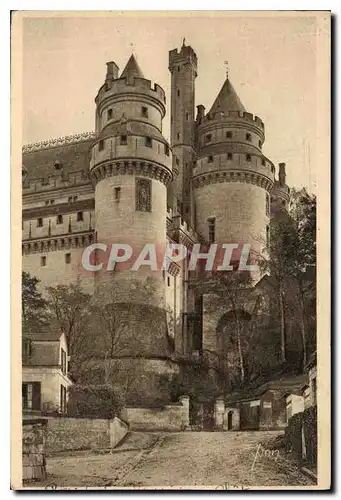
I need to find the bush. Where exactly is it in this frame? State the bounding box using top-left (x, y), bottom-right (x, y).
top-left (67, 384), bottom-right (125, 419)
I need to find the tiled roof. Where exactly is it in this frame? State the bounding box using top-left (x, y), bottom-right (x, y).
top-left (22, 137), bottom-right (94, 184)
top-left (210, 78), bottom-right (246, 115)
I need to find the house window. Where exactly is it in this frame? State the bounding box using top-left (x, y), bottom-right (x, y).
top-left (57, 214), bottom-right (63, 225)
top-left (77, 211), bottom-right (83, 222)
top-left (107, 108), bottom-right (113, 120)
top-left (164, 144), bottom-right (170, 156)
top-left (226, 131), bottom-right (232, 139)
top-left (22, 382), bottom-right (41, 410)
top-left (167, 276), bottom-right (170, 287)
top-left (266, 193), bottom-right (270, 216)
top-left (136, 178), bottom-right (151, 212)
top-left (246, 154), bottom-right (251, 162)
top-left (177, 89), bottom-right (180, 97)
top-left (41, 256), bottom-right (46, 267)
top-left (205, 134), bottom-right (212, 144)
top-left (246, 133), bottom-right (251, 141)
top-left (208, 217), bottom-right (215, 243)
top-left (22, 338), bottom-right (32, 362)
top-left (98, 140), bottom-right (104, 151)
top-left (145, 136), bottom-right (152, 148)
top-left (37, 218), bottom-right (43, 227)
top-left (60, 385), bottom-right (67, 414)
top-left (208, 155), bottom-right (214, 163)
top-left (61, 348), bottom-right (67, 374)
top-left (141, 106), bottom-right (148, 118)
top-left (266, 225), bottom-right (270, 248)
top-left (120, 135), bottom-right (127, 145)
top-left (227, 153), bottom-right (232, 160)
top-left (65, 253), bottom-right (71, 264)
top-left (115, 187), bottom-right (121, 202)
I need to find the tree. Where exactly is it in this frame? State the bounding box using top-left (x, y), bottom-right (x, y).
top-left (22, 272), bottom-right (48, 334)
top-left (45, 279), bottom-right (94, 378)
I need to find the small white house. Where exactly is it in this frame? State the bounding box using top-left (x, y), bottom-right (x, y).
top-left (22, 331), bottom-right (73, 413)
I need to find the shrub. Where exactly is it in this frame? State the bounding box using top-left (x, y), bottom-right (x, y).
top-left (67, 384), bottom-right (125, 419)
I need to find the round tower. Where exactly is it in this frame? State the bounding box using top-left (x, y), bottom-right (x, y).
top-left (193, 75), bottom-right (275, 271)
top-left (89, 55), bottom-right (177, 403)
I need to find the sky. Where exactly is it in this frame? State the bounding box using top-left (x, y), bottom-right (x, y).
top-left (21, 12), bottom-right (322, 191)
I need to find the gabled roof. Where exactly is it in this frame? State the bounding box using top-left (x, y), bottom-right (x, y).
top-left (120, 54), bottom-right (145, 80)
top-left (209, 77), bottom-right (246, 115)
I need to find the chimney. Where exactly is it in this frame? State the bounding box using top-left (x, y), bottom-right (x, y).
top-left (196, 104), bottom-right (205, 122)
top-left (278, 162), bottom-right (286, 187)
top-left (106, 61), bottom-right (119, 82)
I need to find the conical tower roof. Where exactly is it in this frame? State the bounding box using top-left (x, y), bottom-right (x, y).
top-left (209, 77), bottom-right (246, 114)
top-left (120, 54), bottom-right (145, 80)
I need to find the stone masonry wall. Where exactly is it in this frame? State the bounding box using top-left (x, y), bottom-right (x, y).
top-left (22, 419), bottom-right (47, 482)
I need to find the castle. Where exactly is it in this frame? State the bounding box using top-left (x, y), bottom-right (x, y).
top-left (22, 43), bottom-right (290, 403)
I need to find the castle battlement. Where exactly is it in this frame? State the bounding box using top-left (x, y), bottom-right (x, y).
top-left (97, 77), bottom-right (166, 106)
top-left (169, 45), bottom-right (198, 69)
top-left (198, 110), bottom-right (264, 129)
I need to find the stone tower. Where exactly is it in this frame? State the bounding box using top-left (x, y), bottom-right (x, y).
top-left (169, 43), bottom-right (197, 224)
top-left (89, 55), bottom-right (178, 403)
top-left (193, 74), bottom-right (275, 269)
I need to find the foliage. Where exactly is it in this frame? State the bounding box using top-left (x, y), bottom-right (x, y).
top-left (67, 383), bottom-right (125, 419)
top-left (22, 272), bottom-right (48, 334)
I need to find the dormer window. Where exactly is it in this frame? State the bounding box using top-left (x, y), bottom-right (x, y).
top-left (120, 135), bottom-right (127, 145)
top-left (141, 106), bottom-right (148, 118)
top-left (145, 137), bottom-right (152, 148)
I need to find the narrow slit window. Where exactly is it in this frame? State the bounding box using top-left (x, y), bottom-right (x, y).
top-left (115, 187), bottom-right (121, 201)
top-left (226, 131), bottom-right (232, 139)
top-left (65, 253), bottom-right (71, 264)
top-left (227, 153), bottom-right (232, 160)
top-left (246, 154), bottom-right (251, 162)
top-left (98, 140), bottom-right (104, 151)
top-left (77, 212), bottom-right (83, 222)
top-left (164, 144), bottom-right (170, 156)
top-left (120, 135), bottom-right (127, 145)
top-left (37, 218), bottom-right (43, 227)
top-left (57, 214), bottom-right (63, 225)
top-left (141, 106), bottom-right (148, 118)
top-left (208, 155), bottom-right (214, 163)
top-left (246, 133), bottom-right (252, 141)
top-left (107, 108), bottom-right (113, 120)
top-left (208, 218), bottom-right (216, 243)
top-left (41, 256), bottom-right (47, 267)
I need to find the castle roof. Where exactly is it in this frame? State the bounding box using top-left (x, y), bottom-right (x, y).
top-left (22, 136), bottom-right (93, 183)
top-left (209, 77), bottom-right (246, 115)
top-left (120, 54), bottom-right (145, 80)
